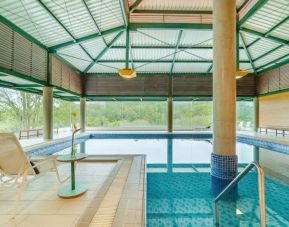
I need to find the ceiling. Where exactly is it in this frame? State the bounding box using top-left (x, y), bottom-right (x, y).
top-left (0, 0), bottom-right (288, 75)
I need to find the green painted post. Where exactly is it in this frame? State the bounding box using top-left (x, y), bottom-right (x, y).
top-left (71, 162), bottom-right (75, 190)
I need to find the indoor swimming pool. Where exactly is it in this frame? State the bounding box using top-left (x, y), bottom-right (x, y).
top-left (33, 134), bottom-right (289, 226)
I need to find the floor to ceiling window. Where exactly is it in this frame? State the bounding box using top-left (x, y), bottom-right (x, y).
top-left (86, 101), bottom-right (167, 130)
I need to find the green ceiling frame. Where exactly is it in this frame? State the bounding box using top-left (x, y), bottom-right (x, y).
top-left (265, 15), bottom-right (289, 37)
top-left (238, 0), bottom-right (268, 26)
top-left (256, 53), bottom-right (289, 72)
top-left (111, 45), bottom-right (213, 49)
top-left (245, 14), bottom-right (289, 50)
top-left (170, 30), bottom-right (183, 73)
top-left (129, 0), bottom-right (143, 12)
top-left (49, 25), bottom-right (126, 51)
top-left (0, 15), bottom-right (47, 50)
top-left (240, 32), bottom-right (256, 73)
top-left (84, 31), bottom-right (124, 73)
top-left (119, 0), bottom-right (129, 26)
top-left (207, 64), bottom-right (213, 73)
top-left (0, 66), bottom-right (47, 86)
top-left (37, 0), bottom-right (94, 61)
top-left (129, 23), bottom-right (212, 30)
top-left (80, 0), bottom-right (107, 46)
top-left (125, 26), bottom-right (130, 69)
top-left (96, 60), bottom-right (251, 64)
top-left (258, 57), bottom-right (289, 73)
top-left (132, 10), bottom-right (212, 14)
top-left (237, 0), bottom-right (250, 13)
top-left (240, 28), bottom-right (289, 47)
top-left (51, 53), bottom-right (82, 74)
top-left (253, 45), bottom-right (283, 62)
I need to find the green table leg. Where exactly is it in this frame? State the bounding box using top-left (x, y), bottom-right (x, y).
top-left (58, 160), bottom-right (87, 198)
top-left (71, 161), bottom-right (75, 190)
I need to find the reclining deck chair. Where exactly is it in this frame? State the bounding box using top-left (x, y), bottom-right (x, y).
top-left (0, 133), bottom-right (69, 218)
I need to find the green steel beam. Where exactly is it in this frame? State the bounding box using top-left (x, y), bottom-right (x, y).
top-left (170, 30), bottom-right (183, 73)
top-left (129, 0), bottom-right (143, 12)
top-left (257, 56), bottom-right (289, 73)
top-left (246, 15), bottom-right (289, 49)
top-left (132, 10), bottom-right (212, 14)
top-left (240, 27), bottom-right (289, 47)
top-left (129, 23), bottom-right (212, 30)
top-left (119, 0), bottom-right (129, 26)
top-left (238, 0), bottom-right (268, 26)
top-left (247, 38), bottom-right (261, 48)
top-left (80, 0), bottom-right (107, 45)
top-left (253, 45), bottom-right (283, 62)
top-left (0, 15), bottom-right (47, 50)
top-left (49, 26), bottom-right (126, 51)
top-left (37, 0), bottom-right (94, 61)
top-left (125, 26), bottom-right (130, 69)
top-left (84, 31), bottom-right (124, 73)
top-left (265, 15), bottom-right (289, 37)
top-left (237, 0), bottom-right (250, 13)
top-left (256, 53), bottom-right (289, 71)
top-left (51, 54), bottom-right (82, 73)
top-left (111, 45), bottom-right (212, 49)
top-left (0, 66), bottom-right (47, 86)
top-left (96, 60), bottom-right (251, 64)
top-left (240, 32), bottom-right (256, 72)
top-left (207, 64), bottom-right (213, 73)
top-left (13, 84), bottom-right (43, 88)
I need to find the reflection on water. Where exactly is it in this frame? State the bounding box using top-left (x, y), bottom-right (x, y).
top-left (58, 138), bottom-right (254, 165)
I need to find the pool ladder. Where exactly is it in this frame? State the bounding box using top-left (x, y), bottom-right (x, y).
top-left (213, 161), bottom-right (266, 227)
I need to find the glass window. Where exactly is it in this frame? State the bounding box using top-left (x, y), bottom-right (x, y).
top-left (86, 101), bottom-right (167, 130)
top-left (0, 88), bottom-right (43, 133)
top-left (173, 101), bottom-right (213, 130)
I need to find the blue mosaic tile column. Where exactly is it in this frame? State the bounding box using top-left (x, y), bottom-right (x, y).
top-left (211, 153), bottom-right (238, 198)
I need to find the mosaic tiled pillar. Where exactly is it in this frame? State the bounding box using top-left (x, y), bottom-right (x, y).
top-left (211, 153), bottom-right (238, 197)
top-left (212, 0), bottom-right (237, 197)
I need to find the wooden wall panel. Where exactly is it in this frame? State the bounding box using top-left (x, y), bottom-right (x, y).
top-left (0, 22), bottom-right (13, 70)
top-left (237, 76), bottom-right (256, 96)
top-left (259, 92), bottom-right (289, 128)
top-left (173, 76), bottom-right (212, 96)
top-left (257, 73), bottom-right (269, 94)
top-left (280, 64), bottom-right (289, 90)
top-left (86, 76), bottom-right (169, 96)
top-left (268, 68), bottom-right (279, 92)
top-left (85, 75), bottom-right (256, 96)
top-left (51, 56), bottom-right (82, 94)
top-left (257, 63), bottom-right (289, 95)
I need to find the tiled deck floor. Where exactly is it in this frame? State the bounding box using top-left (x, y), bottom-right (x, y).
top-left (0, 161), bottom-right (116, 227)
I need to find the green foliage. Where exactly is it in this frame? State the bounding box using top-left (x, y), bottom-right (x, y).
top-left (0, 87), bottom-right (254, 133)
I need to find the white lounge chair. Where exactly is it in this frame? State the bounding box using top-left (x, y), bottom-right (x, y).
top-left (0, 133), bottom-right (68, 218)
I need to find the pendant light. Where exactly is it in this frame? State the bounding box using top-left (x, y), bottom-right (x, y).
top-left (118, 27), bottom-right (136, 79)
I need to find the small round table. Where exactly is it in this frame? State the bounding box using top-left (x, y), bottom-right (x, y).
top-left (57, 153), bottom-right (88, 198)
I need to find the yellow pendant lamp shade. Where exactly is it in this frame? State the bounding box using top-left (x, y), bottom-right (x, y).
top-left (118, 68), bottom-right (136, 79)
top-left (236, 70), bottom-right (249, 79)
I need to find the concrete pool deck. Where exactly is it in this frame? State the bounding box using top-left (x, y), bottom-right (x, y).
top-left (0, 155), bottom-right (146, 227)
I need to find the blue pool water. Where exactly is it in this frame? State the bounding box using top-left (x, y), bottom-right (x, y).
top-left (43, 134), bottom-right (289, 226)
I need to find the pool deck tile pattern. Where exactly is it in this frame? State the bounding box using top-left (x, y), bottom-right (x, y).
top-left (0, 155), bottom-right (146, 227)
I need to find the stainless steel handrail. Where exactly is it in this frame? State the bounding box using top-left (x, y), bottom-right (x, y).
top-left (214, 161), bottom-right (266, 227)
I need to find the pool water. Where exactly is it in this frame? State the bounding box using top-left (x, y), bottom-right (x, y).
top-left (54, 137), bottom-right (289, 226)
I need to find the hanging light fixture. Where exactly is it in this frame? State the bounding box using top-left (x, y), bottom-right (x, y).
top-left (118, 27), bottom-right (136, 79)
top-left (236, 70), bottom-right (249, 79)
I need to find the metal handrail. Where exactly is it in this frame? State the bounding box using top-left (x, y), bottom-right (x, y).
top-left (214, 161), bottom-right (266, 227)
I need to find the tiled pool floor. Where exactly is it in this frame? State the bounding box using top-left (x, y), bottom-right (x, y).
top-left (147, 170), bottom-right (289, 227)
